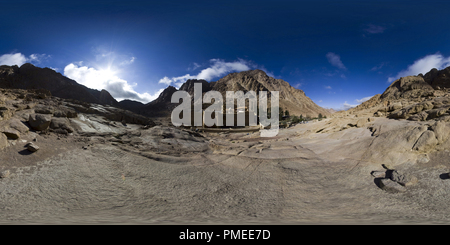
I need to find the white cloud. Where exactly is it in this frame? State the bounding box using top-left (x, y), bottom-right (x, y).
top-left (0, 52), bottom-right (51, 66)
top-left (0, 53), bottom-right (28, 66)
top-left (355, 95), bottom-right (374, 103)
top-left (119, 57), bottom-right (136, 66)
top-left (64, 63), bottom-right (160, 103)
top-left (324, 85), bottom-right (332, 89)
top-left (387, 53), bottom-right (450, 83)
top-left (158, 76), bottom-right (173, 86)
top-left (158, 58), bottom-right (255, 87)
top-left (341, 101), bottom-right (358, 110)
top-left (326, 52), bottom-right (346, 70)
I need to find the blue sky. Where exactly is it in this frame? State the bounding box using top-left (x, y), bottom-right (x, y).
top-left (1, 0), bottom-right (450, 110)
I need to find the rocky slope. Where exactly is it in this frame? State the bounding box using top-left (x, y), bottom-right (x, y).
top-left (338, 66), bottom-right (450, 122)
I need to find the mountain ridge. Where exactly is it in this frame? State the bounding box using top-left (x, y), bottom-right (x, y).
top-left (0, 64), bottom-right (331, 119)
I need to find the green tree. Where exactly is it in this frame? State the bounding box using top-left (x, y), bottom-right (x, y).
top-left (318, 113), bottom-right (323, 119)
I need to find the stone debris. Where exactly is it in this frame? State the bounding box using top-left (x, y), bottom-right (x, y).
top-left (26, 142), bottom-right (40, 152)
top-left (0, 170), bottom-right (10, 178)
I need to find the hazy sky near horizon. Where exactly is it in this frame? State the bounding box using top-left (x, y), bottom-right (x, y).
top-left (1, 0), bottom-right (450, 110)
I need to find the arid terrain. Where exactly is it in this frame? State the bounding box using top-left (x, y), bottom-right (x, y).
top-left (2, 66), bottom-right (450, 224)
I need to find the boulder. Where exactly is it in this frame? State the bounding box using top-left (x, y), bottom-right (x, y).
top-left (50, 117), bottom-right (74, 133)
top-left (29, 113), bottom-right (52, 131)
top-left (27, 142), bottom-right (39, 152)
top-left (53, 107), bottom-right (77, 118)
top-left (8, 118), bottom-right (29, 134)
top-left (2, 128), bottom-right (20, 139)
top-left (388, 170), bottom-right (418, 187)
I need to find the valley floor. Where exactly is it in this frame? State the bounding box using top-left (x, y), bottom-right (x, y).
top-left (2, 114), bottom-right (450, 224)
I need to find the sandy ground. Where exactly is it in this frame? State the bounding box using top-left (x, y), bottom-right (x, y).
top-left (2, 115), bottom-right (450, 224)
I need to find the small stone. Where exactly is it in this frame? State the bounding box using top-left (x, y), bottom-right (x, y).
top-left (0, 170), bottom-right (10, 178)
top-left (371, 171), bottom-right (386, 178)
top-left (417, 154), bottom-right (430, 164)
top-left (389, 170), bottom-right (418, 187)
top-left (27, 143), bottom-right (39, 152)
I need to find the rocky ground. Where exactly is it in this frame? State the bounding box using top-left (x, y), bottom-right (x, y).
top-left (2, 86), bottom-right (450, 224)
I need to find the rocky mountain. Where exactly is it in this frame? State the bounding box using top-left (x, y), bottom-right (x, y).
top-left (210, 69), bottom-right (330, 117)
top-left (339, 66), bottom-right (450, 122)
top-left (0, 63), bottom-right (119, 107)
top-left (134, 69), bottom-right (330, 118)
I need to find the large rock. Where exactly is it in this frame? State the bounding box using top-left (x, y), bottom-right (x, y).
top-left (388, 170), bottom-right (418, 187)
top-left (50, 117), bottom-right (74, 133)
top-left (8, 118), bottom-right (29, 134)
top-left (29, 113), bottom-right (52, 131)
top-left (53, 107), bottom-right (77, 118)
top-left (2, 128), bottom-right (20, 139)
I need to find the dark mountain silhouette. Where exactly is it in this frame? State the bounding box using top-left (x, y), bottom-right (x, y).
top-left (0, 63), bottom-right (119, 106)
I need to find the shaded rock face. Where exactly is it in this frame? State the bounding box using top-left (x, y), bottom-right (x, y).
top-left (141, 86), bottom-right (179, 117)
top-left (423, 66), bottom-right (450, 90)
top-left (0, 63), bottom-right (118, 107)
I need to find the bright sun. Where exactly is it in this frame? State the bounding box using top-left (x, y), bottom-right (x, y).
top-left (99, 67), bottom-right (117, 79)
